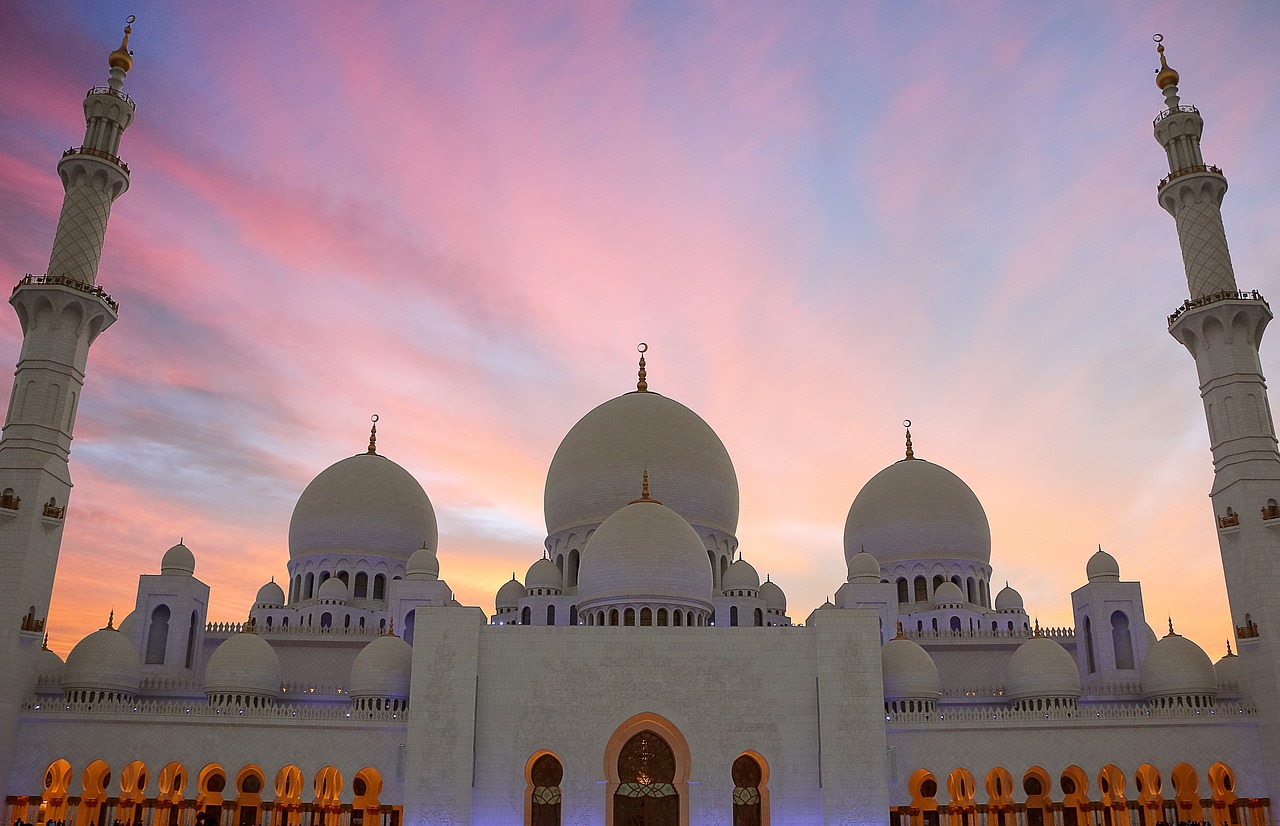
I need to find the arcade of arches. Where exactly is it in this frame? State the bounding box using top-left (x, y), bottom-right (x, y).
top-left (897, 761), bottom-right (1267, 826)
top-left (5, 762), bottom-right (397, 826)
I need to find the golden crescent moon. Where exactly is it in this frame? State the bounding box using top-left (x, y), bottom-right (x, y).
top-left (637, 342), bottom-right (648, 354)
top-left (1153, 33), bottom-right (1163, 43)
top-left (126, 14), bottom-right (137, 23)
top-left (903, 419), bottom-right (912, 428)
top-left (371, 414), bottom-right (379, 423)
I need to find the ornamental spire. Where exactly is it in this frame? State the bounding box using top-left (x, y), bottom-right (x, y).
top-left (636, 342), bottom-right (648, 392)
top-left (367, 414), bottom-right (379, 454)
top-left (108, 16), bottom-right (136, 74)
top-left (630, 469), bottom-right (662, 504)
top-left (1153, 34), bottom-right (1179, 92)
top-left (105, 610), bottom-right (115, 630)
top-left (904, 419), bottom-right (915, 460)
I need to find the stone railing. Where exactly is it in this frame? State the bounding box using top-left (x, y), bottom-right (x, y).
top-left (61, 146), bottom-right (130, 175)
top-left (1169, 289), bottom-right (1268, 327)
top-left (14, 274), bottom-right (120, 313)
top-left (20, 697), bottom-right (406, 722)
top-left (205, 620), bottom-right (383, 638)
top-left (0, 493), bottom-right (20, 511)
top-left (1153, 103), bottom-right (1200, 125)
top-left (904, 625), bottom-right (1073, 641)
top-left (887, 700), bottom-right (1253, 725)
top-left (1157, 162), bottom-right (1223, 191)
top-left (87, 85), bottom-right (135, 109)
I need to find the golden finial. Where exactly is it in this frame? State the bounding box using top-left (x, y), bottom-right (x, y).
top-left (367, 414), bottom-right (379, 455)
top-left (1167, 616), bottom-right (1178, 636)
top-left (895, 621), bottom-right (904, 640)
top-left (108, 16), bottom-right (136, 73)
top-left (1033, 618), bottom-right (1042, 637)
top-left (386, 617), bottom-right (397, 637)
top-left (636, 342), bottom-right (648, 392)
top-left (1153, 35), bottom-right (1179, 91)
top-left (244, 616), bottom-right (256, 634)
top-left (105, 610), bottom-right (115, 630)
top-left (1226, 640), bottom-right (1235, 657)
top-left (630, 469), bottom-right (662, 504)
top-left (42, 633), bottom-right (50, 651)
top-left (903, 419), bottom-right (915, 460)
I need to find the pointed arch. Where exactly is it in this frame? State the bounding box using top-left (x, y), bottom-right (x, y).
top-left (1022, 766), bottom-right (1053, 826)
top-left (154, 762), bottom-right (187, 826)
top-left (41, 759), bottom-right (73, 824)
top-left (732, 750), bottom-right (770, 826)
top-left (1171, 762), bottom-right (1204, 823)
top-left (1134, 764), bottom-right (1163, 826)
top-left (907, 769), bottom-right (939, 826)
top-left (985, 767), bottom-right (1014, 826)
top-left (76, 760), bottom-right (111, 826)
top-left (603, 712), bottom-right (691, 826)
top-left (524, 750), bottom-right (563, 826)
top-left (1097, 764), bottom-right (1130, 826)
top-left (947, 768), bottom-right (977, 826)
top-left (1207, 762), bottom-right (1238, 826)
top-left (1059, 765), bottom-right (1090, 826)
top-left (274, 765), bottom-right (304, 826)
top-left (235, 765), bottom-right (266, 826)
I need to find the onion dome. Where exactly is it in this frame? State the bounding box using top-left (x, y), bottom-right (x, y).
top-left (933, 581), bottom-right (965, 607)
top-left (108, 19), bottom-right (134, 73)
top-left (406, 544), bottom-right (440, 580)
top-left (844, 455), bottom-right (991, 568)
top-left (289, 448), bottom-right (437, 563)
top-left (1086, 547), bottom-right (1121, 582)
top-left (1141, 622), bottom-right (1217, 705)
top-left (759, 577), bottom-right (786, 611)
top-left (722, 557), bottom-right (760, 593)
top-left (882, 636), bottom-right (940, 702)
top-left (995, 583), bottom-right (1023, 612)
top-left (525, 557), bottom-right (562, 592)
top-left (496, 576), bottom-right (524, 611)
top-left (349, 633), bottom-right (412, 709)
top-left (63, 620), bottom-right (143, 701)
top-left (255, 579), bottom-right (285, 608)
top-left (544, 388), bottom-right (738, 539)
top-left (577, 493), bottom-right (714, 612)
top-left (1005, 636), bottom-right (1082, 708)
top-left (1215, 643), bottom-right (1242, 694)
top-left (1155, 39), bottom-right (1179, 90)
top-left (34, 639), bottom-right (65, 692)
top-left (317, 577), bottom-right (349, 604)
top-left (204, 632), bottom-right (281, 703)
top-left (161, 541), bottom-right (195, 576)
top-left (846, 548), bottom-right (881, 583)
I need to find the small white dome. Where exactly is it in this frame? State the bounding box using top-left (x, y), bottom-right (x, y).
top-left (63, 626), bottom-right (142, 697)
top-left (1141, 627), bottom-right (1217, 701)
top-left (722, 558), bottom-right (760, 592)
top-left (496, 576), bottom-right (524, 611)
top-left (255, 579), bottom-right (285, 607)
top-left (161, 542), bottom-right (195, 576)
top-left (577, 499), bottom-right (713, 610)
top-left (525, 557), bottom-right (561, 591)
top-left (844, 458), bottom-right (991, 567)
top-left (350, 634), bottom-right (412, 699)
top-left (994, 584), bottom-right (1023, 612)
top-left (117, 610), bottom-right (136, 637)
top-left (846, 548), bottom-right (882, 583)
top-left (1215, 650), bottom-right (1242, 693)
top-left (933, 581), bottom-right (965, 606)
top-left (204, 633), bottom-right (282, 699)
top-left (1005, 636), bottom-right (1082, 702)
top-left (317, 577), bottom-right (349, 603)
top-left (882, 637), bottom-right (940, 700)
top-left (759, 578), bottom-right (786, 611)
top-left (35, 645), bottom-right (65, 690)
top-left (289, 452), bottom-right (437, 563)
top-left (1087, 548), bottom-right (1121, 582)
top-left (406, 545), bottom-right (440, 580)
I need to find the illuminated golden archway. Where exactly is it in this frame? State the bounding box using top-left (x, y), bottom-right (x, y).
top-left (1134, 764), bottom-right (1163, 826)
top-left (1098, 764), bottom-right (1130, 826)
top-left (603, 712), bottom-right (691, 826)
top-left (1172, 762), bottom-right (1204, 823)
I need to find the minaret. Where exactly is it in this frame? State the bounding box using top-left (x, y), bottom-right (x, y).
top-left (0, 20), bottom-right (135, 795)
top-left (1157, 36), bottom-right (1280, 802)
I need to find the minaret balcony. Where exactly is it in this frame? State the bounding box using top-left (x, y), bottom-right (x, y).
top-left (1153, 104), bottom-right (1199, 125)
top-left (86, 86), bottom-right (135, 110)
top-left (1157, 163), bottom-right (1222, 193)
top-left (1167, 289), bottom-right (1267, 328)
top-left (0, 493), bottom-right (19, 511)
top-left (61, 146), bottom-right (130, 175)
top-left (13, 274), bottom-right (119, 314)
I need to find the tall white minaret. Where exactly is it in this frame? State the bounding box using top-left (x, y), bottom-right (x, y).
top-left (0, 19), bottom-right (135, 795)
top-left (1158, 36), bottom-right (1280, 802)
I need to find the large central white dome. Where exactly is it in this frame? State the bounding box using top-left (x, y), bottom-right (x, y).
top-left (544, 391), bottom-right (738, 537)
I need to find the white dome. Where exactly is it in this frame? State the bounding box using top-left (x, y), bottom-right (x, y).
top-left (35, 646), bottom-right (65, 690)
top-left (406, 545), bottom-right (440, 580)
top-left (933, 581), bottom-right (965, 606)
top-left (496, 576), bottom-right (524, 611)
top-left (349, 634), bottom-right (412, 699)
top-left (526, 558), bottom-right (561, 591)
top-left (994, 584), bottom-right (1023, 612)
top-left (317, 577), bottom-right (349, 603)
top-left (1141, 628), bottom-right (1217, 700)
top-left (204, 633), bottom-right (281, 699)
top-left (289, 452), bottom-right (437, 562)
top-left (117, 610), bottom-right (136, 637)
top-left (759, 579), bottom-right (786, 611)
top-left (544, 391), bottom-right (738, 538)
top-left (846, 548), bottom-right (882, 583)
top-left (161, 542), bottom-right (195, 576)
top-left (1087, 548), bottom-right (1121, 582)
top-left (577, 499), bottom-right (713, 609)
top-left (1005, 636), bottom-right (1082, 701)
top-left (881, 637), bottom-right (940, 700)
top-left (844, 458), bottom-right (991, 567)
top-left (255, 579), bottom-right (285, 607)
top-left (63, 626), bottom-right (142, 697)
top-left (1215, 651), bottom-right (1242, 693)
top-left (722, 558), bottom-right (760, 592)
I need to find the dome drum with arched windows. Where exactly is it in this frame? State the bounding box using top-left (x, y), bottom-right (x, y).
top-left (1141, 624), bottom-right (1218, 709)
top-left (349, 633), bottom-right (412, 713)
top-left (62, 622), bottom-right (143, 704)
top-left (882, 634), bottom-right (940, 715)
top-left (1004, 635), bottom-right (1082, 711)
top-left (204, 632), bottom-right (282, 707)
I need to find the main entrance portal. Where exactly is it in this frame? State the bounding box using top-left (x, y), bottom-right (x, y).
top-left (613, 730), bottom-right (678, 825)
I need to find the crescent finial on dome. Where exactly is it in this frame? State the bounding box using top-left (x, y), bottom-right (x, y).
top-left (1154, 35), bottom-right (1180, 91)
top-left (386, 617), bottom-right (397, 637)
top-left (903, 419), bottom-right (915, 460)
top-left (105, 610), bottom-right (115, 630)
top-left (636, 342), bottom-right (648, 392)
top-left (1032, 617), bottom-right (1041, 637)
top-left (895, 621), bottom-right (904, 639)
top-left (108, 16), bottom-right (136, 73)
top-left (1226, 640), bottom-right (1235, 657)
top-left (367, 414), bottom-right (379, 454)
top-left (1167, 616), bottom-right (1178, 636)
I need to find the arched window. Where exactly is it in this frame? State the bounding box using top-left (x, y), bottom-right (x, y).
top-left (522, 606), bottom-right (531, 626)
top-left (547, 605), bottom-right (556, 626)
top-left (979, 579), bottom-right (989, 607)
top-left (145, 604), bottom-right (171, 664)
top-left (754, 608), bottom-right (763, 627)
top-left (304, 573), bottom-right (315, 599)
top-left (373, 574), bottom-right (386, 600)
top-left (657, 608), bottom-right (668, 626)
top-left (931, 618), bottom-right (938, 632)
top-left (673, 611), bottom-right (683, 627)
top-left (568, 549), bottom-right (580, 589)
top-left (337, 570), bottom-right (349, 586)
top-left (967, 577), bottom-right (977, 603)
top-left (290, 576), bottom-right (300, 603)
top-left (732, 754), bottom-right (763, 825)
top-left (1084, 616), bottom-right (1096, 673)
top-left (730, 606), bottom-right (739, 627)
top-left (321, 612), bottom-right (333, 629)
top-left (897, 578), bottom-right (909, 603)
top-left (914, 576), bottom-right (928, 602)
top-left (185, 610), bottom-right (199, 668)
top-left (949, 616), bottom-right (961, 633)
top-left (933, 574), bottom-right (944, 592)
top-left (609, 609), bottom-right (619, 626)
top-left (404, 609), bottom-right (416, 646)
top-left (529, 753), bottom-right (562, 825)
top-left (353, 572), bottom-right (368, 599)
top-left (640, 607), bottom-right (652, 626)
top-left (1111, 610), bottom-right (1135, 669)
top-left (615, 731), bottom-right (677, 824)
top-left (569, 605), bottom-right (577, 625)
top-left (624, 608), bottom-right (636, 626)
top-left (320, 571), bottom-right (331, 584)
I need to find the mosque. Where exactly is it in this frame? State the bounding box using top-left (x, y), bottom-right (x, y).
top-left (1, 22), bottom-right (1279, 826)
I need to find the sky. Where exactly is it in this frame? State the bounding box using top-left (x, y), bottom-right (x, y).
top-left (2, 2), bottom-right (1279, 657)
